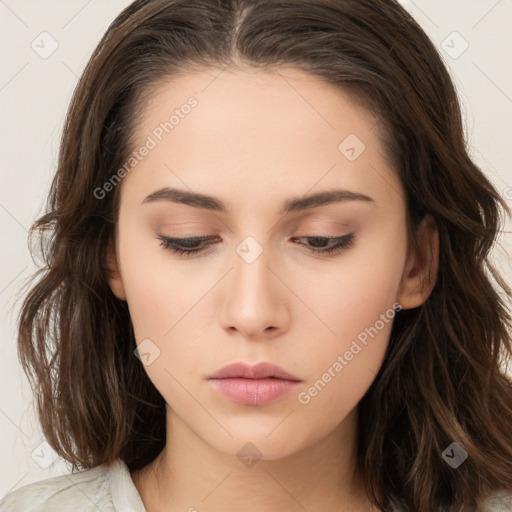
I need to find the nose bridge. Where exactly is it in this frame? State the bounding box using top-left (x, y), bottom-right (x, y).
top-left (232, 234), bottom-right (277, 309)
top-left (219, 234), bottom-right (287, 336)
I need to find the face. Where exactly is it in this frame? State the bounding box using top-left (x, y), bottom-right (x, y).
top-left (106, 66), bottom-right (437, 461)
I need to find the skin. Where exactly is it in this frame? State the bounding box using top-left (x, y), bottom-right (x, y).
top-left (106, 66), bottom-right (439, 512)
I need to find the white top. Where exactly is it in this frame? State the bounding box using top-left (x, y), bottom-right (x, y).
top-left (1, 457), bottom-right (512, 511)
top-left (0, 458), bottom-right (145, 512)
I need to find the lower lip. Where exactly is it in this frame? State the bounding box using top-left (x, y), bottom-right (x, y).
top-left (208, 377), bottom-right (301, 405)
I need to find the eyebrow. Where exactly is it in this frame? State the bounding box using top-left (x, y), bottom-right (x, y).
top-left (142, 187), bottom-right (376, 215)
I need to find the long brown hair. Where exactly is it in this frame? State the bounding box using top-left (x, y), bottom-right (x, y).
top-left (14, 1), bottom-right (512, 511)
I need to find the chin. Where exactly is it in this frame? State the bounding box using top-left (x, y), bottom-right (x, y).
top-left (203, 426), bottom-right (310, 464)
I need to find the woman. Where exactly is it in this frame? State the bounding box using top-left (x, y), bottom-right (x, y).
top-left (2, 0), bottom-right (512, 511)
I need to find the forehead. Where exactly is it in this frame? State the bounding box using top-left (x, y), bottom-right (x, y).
top-left (121, 66), bottom-right (402, 214)
top-left (135, 66), bottom-right (380, 149)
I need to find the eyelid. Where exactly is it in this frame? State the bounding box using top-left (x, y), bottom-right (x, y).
top-left (156, 232), bottom-right (355, 257)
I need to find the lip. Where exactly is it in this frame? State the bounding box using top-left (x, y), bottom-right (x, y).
top-left (207, 362), bottom-right (303, 406)
top-left (208, 361), bottom-right (302, 381)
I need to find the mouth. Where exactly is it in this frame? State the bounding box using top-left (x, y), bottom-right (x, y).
top-left (207, 361), bottom-right (303, 406)
top-left (208, 361), bottom-right (302, 381)
top-left (208, 377), bottom-right (301, 405)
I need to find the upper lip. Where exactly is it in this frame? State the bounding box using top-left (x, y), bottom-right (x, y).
top-left (208, 362), bottom-right (302, 381)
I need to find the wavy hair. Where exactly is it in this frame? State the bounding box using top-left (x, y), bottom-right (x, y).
top-left (14, 1), bottom-right (512, 511)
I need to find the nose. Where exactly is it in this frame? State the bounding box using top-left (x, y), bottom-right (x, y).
top-left (218, 242), bottom-right (290, 339)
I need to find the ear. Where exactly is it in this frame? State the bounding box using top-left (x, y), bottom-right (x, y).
top-left (397, 214), bottom-right (439, 309)
top-left (105, 236), bottom-right (127, 301)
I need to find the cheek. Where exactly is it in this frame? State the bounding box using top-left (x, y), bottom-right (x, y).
top-left (118, 249), bottom-right (208, 407)
top-left (116, 225), bottom-right (216, 401)
top-left (292, 230), bottom-right (405, 413)
top-left (294, 338), bottom-right (388, 441)
top-left (116, 219), bottom-right (205, 339)
top-left (294, 277), bottom-right (397, 434)
top-left (296, 231), bottom-right (406, 352)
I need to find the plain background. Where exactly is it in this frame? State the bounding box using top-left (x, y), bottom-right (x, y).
top-left (1, 0), bottom-right (511, 499)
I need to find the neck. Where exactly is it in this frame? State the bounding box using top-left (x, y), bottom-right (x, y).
top-left (131, 406), bottom-right (378, 512)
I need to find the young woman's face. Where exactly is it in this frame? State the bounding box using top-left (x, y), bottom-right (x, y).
top-left (107, 67), bottom-right (435, 460)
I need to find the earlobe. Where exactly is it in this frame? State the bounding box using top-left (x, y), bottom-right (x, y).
top-left (105, 236), bottom-right (127, 301)
top-left (397, 214), bottom-right (439, 310)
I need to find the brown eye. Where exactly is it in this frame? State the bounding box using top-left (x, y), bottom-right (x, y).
top-left (292, 233), bottom-right (355, 255)
top-left (157, 235), bottom-right (215, 256)
top-left (156, 233), bottom-right (355, 258)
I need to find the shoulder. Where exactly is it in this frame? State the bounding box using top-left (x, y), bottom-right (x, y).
top-left (0, 463), bottom-right (111, 512)
top-left (480, 489), bottom-right (512, 512)
top-left (0, 458), bottom-right (144, 512)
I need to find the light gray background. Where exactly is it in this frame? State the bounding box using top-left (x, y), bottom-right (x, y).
top-left (1, 0), bottom-right (511, 498)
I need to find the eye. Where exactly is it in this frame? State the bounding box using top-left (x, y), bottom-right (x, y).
top-left (292, 234), bottom-right (355, 255)
top-left (157, 235), bottom-right (214, 256)
top-left (156, 233), bottom-right (355, 257)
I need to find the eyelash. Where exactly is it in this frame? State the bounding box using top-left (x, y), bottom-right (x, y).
top-left (156, 233), bottom-right (355, 257)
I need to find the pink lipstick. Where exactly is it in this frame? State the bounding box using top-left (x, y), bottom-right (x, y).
top-left (208, 361), bottom-right (302, 406)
